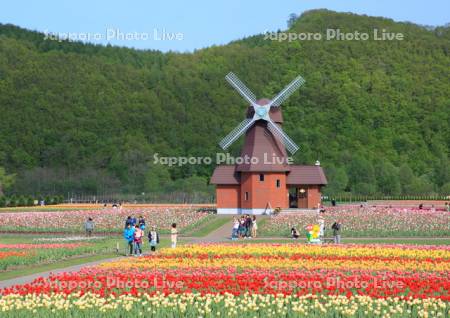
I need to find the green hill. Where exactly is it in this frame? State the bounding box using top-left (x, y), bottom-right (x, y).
top-left (0, 9), bottom-right (449, 197)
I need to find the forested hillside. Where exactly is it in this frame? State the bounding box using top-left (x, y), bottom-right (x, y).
top-left (0, 9), bottom-right (449, 198)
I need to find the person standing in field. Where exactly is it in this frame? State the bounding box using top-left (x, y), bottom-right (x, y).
top-left (245, 215), bottom-right (253, 239)
top-left (251, 216), bottom-right (257, 238)
top-left (123, 224), bottom-right (135, 256)
top-left (138, 215), bottom-right (146, 231)
top-left (133, 225), bottom-right (144, 256)
top-left (130, 215), bottom-right (137, 227)
top-left (239, 216), bottom-right (246, 239)
top-left (318, 215), bottom-right (325, 240)
top-left (171, 223), bottom-right (178, 248)
top-left (125, 216), bottom-right (133, 228)
top-left (231, 217), bottom-right (239, 240)
top-left (148, 226), bottom-right (160, 252)
top-left (291, 227), bottom-right (299, 239)
top-left (331, 220), bottom-right (342, 244)
top-left (84, 217), bottom-right (94, 237)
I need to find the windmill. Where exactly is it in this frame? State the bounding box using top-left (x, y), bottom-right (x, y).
top-left (219, 72), bottom-right (305, 154)
top-left (210, 71), bottom-right (327, 215)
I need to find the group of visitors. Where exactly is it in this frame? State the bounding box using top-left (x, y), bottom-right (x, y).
top-left (231, 215), bottom-right (257, 240)
top-left (123, 215), bottom-right (177, 256)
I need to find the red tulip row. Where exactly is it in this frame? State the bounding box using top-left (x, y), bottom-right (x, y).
top-left (3, 267), bottom-right (449, 301)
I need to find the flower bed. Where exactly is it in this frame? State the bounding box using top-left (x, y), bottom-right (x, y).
top-left (0, 242), bottom-right (99, 271)
top-left (0, 208), bottom-right (211, 234)
top-left (33, 236), bottom-right (105, 242)
top-left (1, 243), bottom-right (449, 317)
top-left (0, 243), bottom-right (88, 249)
top-left (0, 251), bottom-right (27, 260)
top-left (260, 206), bottom-right (450, 237)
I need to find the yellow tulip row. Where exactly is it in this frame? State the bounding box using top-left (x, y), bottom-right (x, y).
top-left (100, 254), bottom-right (449, 272)
top-left (158, 244), bottom-right (450, 260)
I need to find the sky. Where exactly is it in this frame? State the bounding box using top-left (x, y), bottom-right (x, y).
top-left (0, 0), bottom-right (449, 52)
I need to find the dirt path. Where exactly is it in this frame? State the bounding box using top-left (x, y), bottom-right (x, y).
top-left (189, 218), bottom-right (233, 243)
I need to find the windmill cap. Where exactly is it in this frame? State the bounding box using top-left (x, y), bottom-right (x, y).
top-left (246, 99), bottom-right (283, 123)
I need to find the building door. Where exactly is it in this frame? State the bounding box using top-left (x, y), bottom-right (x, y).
top-left (289, 187), bottom-right (297, 208)
top-left (297, 187), bottom-right (308, 208)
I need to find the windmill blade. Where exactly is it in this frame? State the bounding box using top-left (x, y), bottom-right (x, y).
top-left (269, 75), bottom-right (305, 107)
top-left (219, 118), bottom-right (255, 150)
top-left (267, 120), bottom-right (299, 154)
top-left (225, 72), bottom-right (257, 106)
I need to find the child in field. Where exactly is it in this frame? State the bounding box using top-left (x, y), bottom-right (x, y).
top-left (171, 223), bottom-right (178, 248)
top-left (133, 225), bottom-right (144, 256)
top-left (123, 224), bottom-right (135, 256)
top-left (138, 216), bottom-right (146, 231)
top-left (251, 216), bottom-right (257, 238)
top-left (148, 226), bottom-right (160, 252)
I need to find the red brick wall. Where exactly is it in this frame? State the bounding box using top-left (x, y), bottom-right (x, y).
top-left (297, 185), bottom-right (322, 208)
top-left (240, 172), bottom-right (288, 209)
top-left (216, 185), bottom-right (241, 208)
top-left (307, 185), bottom-right (321, 208)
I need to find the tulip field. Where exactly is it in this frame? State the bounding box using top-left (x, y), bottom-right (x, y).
top-left (1, 243), bottom-right (449, 317)
top-left (260, 206), bottom-right (450, 237)
top-left (0, 208), bottom-right (212, 234)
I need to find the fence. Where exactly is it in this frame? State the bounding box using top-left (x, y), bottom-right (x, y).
top-left (324, 194), bottom-right (450, 203)
top-left (65, 192), bottom-right (216, 204)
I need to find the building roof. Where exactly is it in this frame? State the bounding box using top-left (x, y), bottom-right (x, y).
top-left (210, 165), bottom-right (240, 185)
top-left (236, 121), bottom-right (290, 172)
top-left (286, 165), bottom-right (328, 185)
top-left (210, 164), bottom-right (327, 185)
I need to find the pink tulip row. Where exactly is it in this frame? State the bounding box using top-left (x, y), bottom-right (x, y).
top-left (262, 206), bottom-right (450, 237)
top-left (0, 208), bottom-right (210, 232)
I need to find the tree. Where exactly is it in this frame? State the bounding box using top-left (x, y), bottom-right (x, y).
top-left (145, 164), bottom-right (172, 193)
top-left (432, 155), bottom-right (450, 188)
top-left (352, 182), bottom-right (377, 196)
top-left (324, 166), bottom-right (348, 194)
top-left (287, 13), bottom-right (299, 28)
top-left (347, 155), bottom-right (375, 191)
top-left (440, 182), bottom-right (450, 195)
top-left (375, 162), bottom-right (401, 195)
top-left (404, 176), bottom-right (434, 195)
top-left (398, 163), bottom-right (415, 194)
top-left (0, 167), bottom-right (15, 196)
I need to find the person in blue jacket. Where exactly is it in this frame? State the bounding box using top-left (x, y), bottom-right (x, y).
top-left (123, 223), bottom-right (135, 255)
top-left (130, 215), bottom-right (137, 226)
